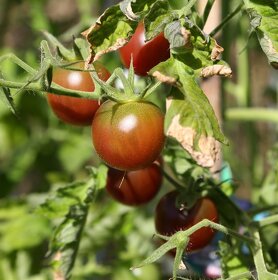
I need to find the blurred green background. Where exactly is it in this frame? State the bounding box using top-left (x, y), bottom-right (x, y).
top-left (0, 0), bottom-right (277, 279)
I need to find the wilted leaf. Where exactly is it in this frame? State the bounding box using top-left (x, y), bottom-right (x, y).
top-left (150, 58), bottom-right (227, 163)
top-left (164, 20), bottom-right (192, 50)
top-left (83, 0), bottom-right (162, 62)
top-left (152, 70), bottom-right (177, 84)
top-left (82, 5), bottom-right (137, 62)
top-left (201, 64), bottom-right (232, 78)
top-left (166, 112), bottom-right (221, 167)
top-left (245, 0), bottom-right (278, 68)
top-left (211, 39), bottom-right (224, 61)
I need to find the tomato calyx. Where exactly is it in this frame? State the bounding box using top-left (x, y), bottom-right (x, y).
top-left (90, 60), bottom-right (161, 103)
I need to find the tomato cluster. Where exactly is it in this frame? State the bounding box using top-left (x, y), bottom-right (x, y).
top-left (47, 23), bottom-right (218, 253)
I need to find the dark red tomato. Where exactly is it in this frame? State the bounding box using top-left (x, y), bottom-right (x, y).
top-left (119, 22), bottom-right (170, 76)
top-left (47, 62), bottom-right (110, 126)
top-left (155, 191), bottom-right (218, 252)
top-left (92, 100), bottom-right (165, 171)
top-left (106, 158), bottom-right (162, 206)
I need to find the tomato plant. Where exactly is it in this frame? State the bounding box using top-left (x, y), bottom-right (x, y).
top-left (119, 22), bottom-right (170, 76)
top-left (1, 0), bottom-right (278, 279)
top-left (92, 100), bottom-right (165, 170)
top-left (155, 190), bottom-right (218, 252)
top-left (47, 62), bottom-right (110, 126)
top-left (106, 158), bottom-right (162, 206)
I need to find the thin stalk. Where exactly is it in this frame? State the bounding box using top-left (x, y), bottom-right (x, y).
top-left (184, 219), bottom-right (256, 245)
top-left (210, 3), bottom-right (243, 37)
top-left (114, 68), bottom-right (134, 97)
top-left (216, 271), bottom-right (254, 280)
top-left (257, 214), bottom-right (278, 227)
top-left (226, 108), bottom-right (278, 123)
top-left (251, 230), bottom-right (278, 280)
top-left (139, 81), bottom-right (162, 99)
top-left (0, 78), bottom-right (100, 99)
top-left (0, 53), bottom-right (36, 75)
top-left (162, 169), bottom-right (185, 191)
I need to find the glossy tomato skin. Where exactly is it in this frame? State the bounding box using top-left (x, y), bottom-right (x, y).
top-left (119, 22), bottom-right (170, 76)
top-left (47, 62), bottom-right (110, 126)
top-left (155, 191), bottom-right (218, 252)
top-left (92, 100), bottom-right (165, 171)
top-left (106, 159), bottom-right (162, 206)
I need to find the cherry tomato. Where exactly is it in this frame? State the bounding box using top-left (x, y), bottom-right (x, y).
top-left (106, 158), bottom-right (162, 206)
top-left (47, 62), bottom-right (110, 126)
top-left (92, 100), bottom-right (165, 171)
top-left (155, 191), bottom-right (218, 252)
top-left (119, 22), bottom-right (170, 76)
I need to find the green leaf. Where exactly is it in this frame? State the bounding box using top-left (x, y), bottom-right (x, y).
top-left (0, 214), bottom-right (51, 252)
top-left (83, 0), bottom-right (170, 61)
top-left (45, 167), bottom-right (108, 279)
top-left (144, 0), bottom-right (177, 40)
top-left (244, 0), bottom-right (278, 68)
top-left (164, 18), bottom-right (232, 77)
top-left (219, 240), bottom-right (251, 278)
top-left (37, 181), bottom-right (91, 219)
top-left (151, 57), bottom-right (227, 166)
top-left (82, 5), bottom-right (138, 62)
top-left (37, 166), bottom-right (107, 218)
top-left (50, 204), bottom-right (88, 280)
top-left (131, 236), bottom-right (177, 269)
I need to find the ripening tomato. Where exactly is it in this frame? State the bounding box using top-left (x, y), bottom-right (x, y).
top-left (106, 158), bottom-right (162, 206)
top-left (155, 191), bottom-right (218, 252)
top-left (47, 62), bottom-right (110, 126)
top-left (92, 100), bottom-right (165, 171)
top-left (119, 22), bottom-right (170, 76)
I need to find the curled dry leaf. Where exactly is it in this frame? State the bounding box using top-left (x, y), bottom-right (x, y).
top-left (152, 71), bottom-right (177, 85)
top-left (166, 111), bottom-right (220, 168)
top-left (201, 65), bottom-right (232, 78)
top-left (82, 21), bottom-right (128, 63)
top-left (120, 1), bottom-right (140, 21)
top-left (181, 27), bottom-right (191, 48)
top-left (211, 39), bottom-right (224, 61)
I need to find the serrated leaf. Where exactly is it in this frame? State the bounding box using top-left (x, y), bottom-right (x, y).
top-left (83, 0), bottom-right (168, 62)
top-left (164, 18), bottom-right (230, 76)
top-left (151, 58), bottom-right (227, 167)
top-left (82, 5), bottom-right (138, 62)
top-left (244, 0), bottom-right (278, 68)
top-left (144, 0), bottom-right (176, 40)
top-left (37, 181), bottom-right (92, 219)
top-left (38, 167), bottom-right (107, 219)
top-left (51, 204), bottom-right (88, 279)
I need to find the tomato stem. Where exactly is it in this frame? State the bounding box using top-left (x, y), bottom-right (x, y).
top-left (201, 0), bottom-right (216, 29)
top-left (210, 3), bottom-right (243, 37)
